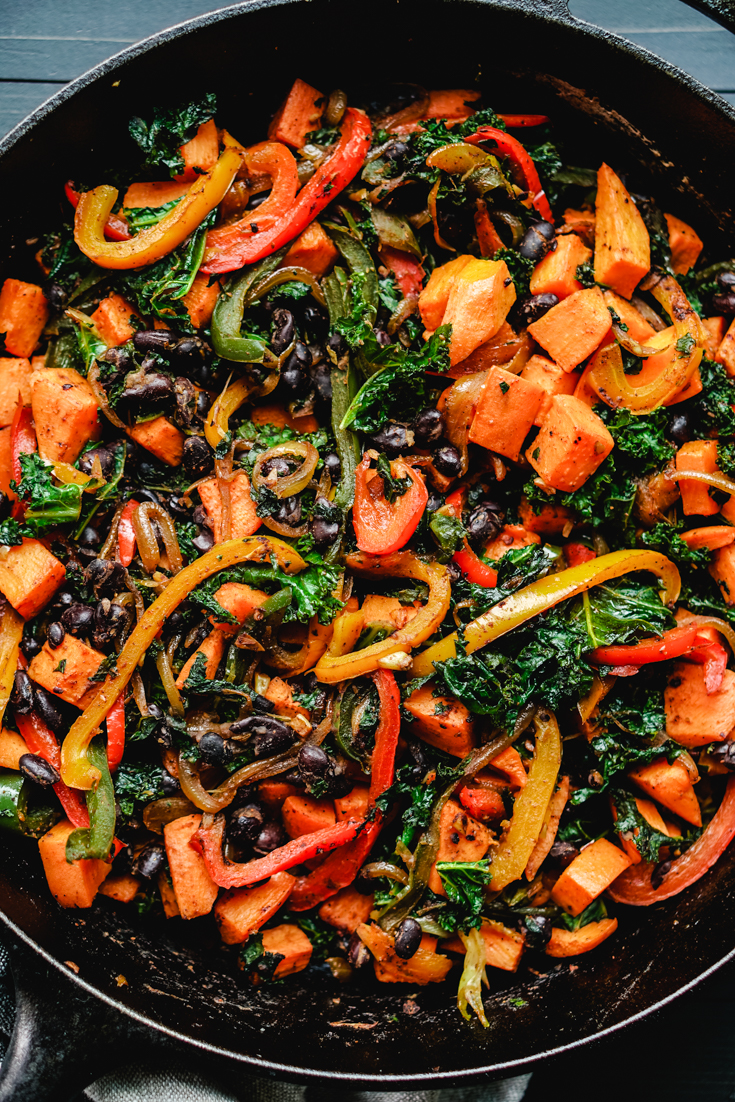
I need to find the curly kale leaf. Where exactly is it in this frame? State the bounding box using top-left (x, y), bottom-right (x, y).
top-left (13, 453), bottom-right (82, 534)
top-left (114, 761), bottom-right (166, 817)
top-left (129, 93), bottom-right (217, 177)
top-left (689, 358), bottom-right (735, 438)
top-left (609, 788), bottom-right (681, 863)
top-left (120, 211), bottom-right (214, 326)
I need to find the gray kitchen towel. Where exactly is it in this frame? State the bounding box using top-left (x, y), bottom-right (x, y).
top-left (0, 938), bottom-right (530, 1102)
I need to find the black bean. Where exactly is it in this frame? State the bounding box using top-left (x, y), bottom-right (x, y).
top-left (0, 491), bottom-right (8, 521)
top-left (199, 732), bottom-right (231, 767)
top-left (230, 715), bottom-right (293, 758)
top-left (373, 328), bottom-right (391, 347)
top-left (161, 770), bottom-right (181, 796)
top-left (432, 445), bottom-right (462, 478)
top-left (247, 190), bottom-right (270, 210)
top-left (301, 302), bottom-right (329, 338)
top-left (102, 347), bottom-right (134, 374)
top-left (133, 488), bottom-right (163, 506)
top-left (311, 515), bottom-right (340, 547)
top-left (260, 456), bottom-right (291, 479)
top-left (134, 841), bottom-right (166, 879)
top-left (251, 693), bottom-right (273, 713)
top-left (170, 336), bottom-right (209, 371)
top-left (383, 140), bottom-right (409, 162)
top-left (426, 491), bottom-right (443, 513)
top-left (519, 220), bottom-right (555, 262)
top-left (78, 446), bottom-right (115, 479)
top-left (275, 496), bottom-right (302, 527)
top-left (133, 329), bottom-right (176, 355)
top-left (55, 590), bottom-right (74, 609)
top-left (323, 452), bottom-right (341, 482)
top-left (707, 741), bottom-right (735, 770)
top-left (44, 282), bottom-right (68, 310)
top-left (716, 271), bottom-right (735, 291)
top-left (92, 600), bottom-right (128, 650)
top-left (119, 372), bottom-right (175, 414)
top-left (668, 409), bottom-right (695, 447)
top-left (270, 307), bottom-right (295, 355)
top-left (33, 688), bottom-right (65, 735)
top-left (311, 362), bottom-right (332, 402)
top-left (548, 840), bottom-right (579, 868)
top-left (281, 342), bottom-right (311, 393)
top-left (712, 292), bottom-right (735, 316)
top-left (369, 423), bottom-right (410, 456)
top-left (413, 407), bottom-right (444, 445)
top-left (353, 870), bottom-right (376, 896)
top-left (394, 917), bottom-right (422, 959)
top-left (512, 293), bottom-right (559, 328)
top-left (298, 743), bottom-right (331, 787)
top-left (19, 753), bottom-right (60, 786)
top-left (61, 603), bottom-right (95, 637)
top-left (227, 803), bottom-right (264, 844)
top-left (466, 502), bottom-right (504, 542)
top-left (192, 528), bottom-right (214, 554)
top-left (254, 821), bottom-right (286, 852)
top-left (523, 914), bottom-right (553, 950)
top-left (84, 558), bottom-right (127, 595)
top-left (167, 495), bottom-right (191, 520)
top-left (281, 767), bottom-right (306, 787)
top-left (327, 332), bottom-right (346, 359)
top-left (20, 635), bottom-right (41, 660)
top-left (78, 526), bottom-right (100, 548)
top-left (47, 622), bottom-right (65, 649)
top-left (10, 671), bottom-right (34, 714)
top-left (183, 436), bottom-right (214, 479)
top-left (195, 391), bottom-right (212, 420)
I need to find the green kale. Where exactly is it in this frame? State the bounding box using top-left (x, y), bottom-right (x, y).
top-left (40, 223), bottom-right (96, 294)
top-left (435, 859), bottom-right (491, 918)
top-left (429, 512), bottom-right (466, 561)
top-left (576, 260), bottom-right (596, 288)
top-left (122, 199), bottom-right (182, 233)
top-left (129, 93), bottom-right (217, 177)
top-left (182, 652), bottom-right (252, 701)
top-left (0, 519), bottom-right (29, 546)
top-left (640, 524), bottom-right (711, 569)
top-left (566, 580), bottom-right (674, 649)
top-left (377, 274), bottom-right (402, 316)
top-left (689, 357), bottom-right (735, 437)
top-left (240, 934), bottom-right (264, 967)
top-left (391, 108), bottom-right (506, 184)
top-left (13, 453), bottom-right (82, 534)
top-left (598, 405), bottom-right (674, 472)
top-left (609, 788), bottom-right (679, 863)
top-left (676, 333), bottom-right (696, 357)
top-left (120, 211), bottom-right (214, 326)
top-left (114, 761), bottom-right (166, 817)
top-left (493, 248), bottom-right (535, 296)
top-left (280, 911), bottom-right (339, 962)
top-left (559, 898), bottom-right (608, 932)
top-left (524, 140), bottom-right (562, 192)
top-left (718, 441), bottom-right (735, 479)
top-left (375, 453), bottom-right (412, 502)
top-left (190, 557), bottom-right (343, 627)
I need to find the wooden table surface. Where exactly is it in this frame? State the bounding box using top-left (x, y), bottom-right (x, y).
top-left (1, 2), bottom-right (734, 1099)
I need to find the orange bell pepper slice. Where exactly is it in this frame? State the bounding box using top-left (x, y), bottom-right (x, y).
top-left (353, 453), bottom-right (428, 556)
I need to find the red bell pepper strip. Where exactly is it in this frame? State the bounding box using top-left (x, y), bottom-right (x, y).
top-left (194, 815), bottom-right (363, 889)
top-left (353, 453), bottom-right (428, 556)
top-left (16, 711), bottom-right (89, 829)
top-left (564, 543), bottom-right (596, 568)
top-left (288, 670), bottom-right (401, 911)
top-left (444, 488), bottom-right (499, 587)
top-left (688, 640), bottom-right (728, 695)
top-left (105, 694), bottom-right (126, 771)
top-left (591, 622), bottom-right (710, 668)
top-left (381, 246), bottom-right (425, 299)
top-left (9, 402), bottom-right (37, 519)
top-left (117, 499), bottom-right (138, 567)
top-left (608, 776), bottom-right (735, 905)
top-left (498, 114), bottom-right (550, 128)
top-left (463, 126), bottom-right (554, 223)
top-left (201, 108), bottom-right (372, 275)
top-left (65, 180), bottom-right (131, 241)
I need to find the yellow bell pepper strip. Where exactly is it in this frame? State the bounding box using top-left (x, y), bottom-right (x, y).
top-left (60, 536), bottom-right (307, 790)
top-left (411, 549), bottom-right (681, 679)
top-left (73, 132), bottom-right (242, 270)
top-left (0, 604), bottom-right (23, 729)
top-left (314, 551), bottom-right (451, 684)
top-left (488, 711), bottom-right (562, 891)
top-left (204, 375), bottom-right (255, 452)
top-left (588, 272), bottom-right (704, 414)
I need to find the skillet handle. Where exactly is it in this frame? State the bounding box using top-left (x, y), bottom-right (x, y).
top-left (0, 934), bottom-right (141, 1102)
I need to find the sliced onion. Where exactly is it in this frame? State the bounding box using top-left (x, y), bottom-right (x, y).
top-left (263, 515), bottom-right (309, 538)
top-left (668, 468), bottom-right (735, 504)
top-left (205, 375), bottom-right (255, 452)
top-left (379, 88), bottom-right (430, 133)
top-left (428, 177), bottom-right (456, 253)
top-left (612, 321), bottom-right (672, 358)
top-left (387, 292), bottom-right (420, 336)
top-left (143, 796), bottom-right (196, 833)
top-left (178, 748), bottom-right (299, 812)
top-left (156, 635), bottom-right (185, 717)
top-left (442, 371), bottom-right (489, 475)
top-left (362, 861), bottom-right (409, 885)
top-left (244, 266), bottom-right (327, 308)
top-left (88, 361), bottom-right (126, 429)
top-left (630, 295), bottom-right (668, 332)
top-left (252, 440), bottom-right (320, 499)
top-left (99, 500), bottom-right (127, 561)
top-left (131, 671), bottom-right (148, 716)
top-left (132, 502), bottom-right (183, 575)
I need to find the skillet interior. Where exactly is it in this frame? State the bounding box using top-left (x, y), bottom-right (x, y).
top-left (2, 0), bottom-right (735, 1084)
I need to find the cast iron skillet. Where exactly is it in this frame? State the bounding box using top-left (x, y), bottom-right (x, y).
top-left (1, 0), bottom-right (735, 1096)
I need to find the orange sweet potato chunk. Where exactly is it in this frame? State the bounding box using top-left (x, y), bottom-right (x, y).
top-left (183, 273), bottom-right (221, 330)
top-left (208, 582), bottom-right (269, 634)
top-left (0, 426), bottom-right (11, 498)
top-left (404, 682), bottom-right (477, 758)
top-left (468, 365), bottom-right (544, 461)
top-left (268, 78), bottom-right (324, 148)
top-left (164, 813), bottom-right (219, 920)
top-left (282, 794), bottom-right (336, 839)
top-left (90, 293), bottom-right (139, 347)
top-left (215, 871), bottom-right (295, 944)
top-left (319, 886), bottom-right (374, 933)
top-left (38, 820), bottom-right (110, 908)
top-left (665, 662), bottom-right (735, 747)
top-left (710, 543), bottom-right (735, 605)
top-left (545, 918), bottom-right (618, 958)
top-left (29, 634), bottom-right (105, 707)
top-left (594, 163), bottom-right (651, 298)
top-left (551, 837), bottom-right (632, 916)
top-left (98, 874), bottom-right (142, 903)
top-left (517, 494), bottom-right (575, 536)
top-left (158, 871), bottom-right (180, 918)
top-left (675, 441), bottom-right (719, 517)
top-left (357, 923), bottom-right (452, 984)
top-left (123, 180), bottom-right (190, 207)
top-left (0, 358), bottom-right (33, 426)
top-left (530, 233), bottom-right (591, 300)
top-left (197, 469), bottom-right (261, 541)
top-left (284, 221), bottom-right (339, 277)
top-left (0, 279), bottom-right (49, 358)
top-left (702, 316), bottom-right (727, 360)
top-left (127, 416), bottom-right (185, 467)
top-left (0, 727), bottom-right (28, 770)
top-left (665, 212), bottom-right (703, 275)
top-left (175, 628), bottom-right (227, 690)
top-left (629, 757), bottom-right (701, 826)
top-left (176, 118), bottom-right (220, 181)
top-left (334, 785), bottom-right (370, 823)
top-left (442, 258), bottom-right (517, 367)
top-left (250, 402), bottom-right (319, 434)
top-left (0, 538), bottom-right (65, 619)
top-left (520, 354), bottom-right (578, 427)
top-left (428, 799), bottom-right (492, 895)
top-left (418, 255), bottom-right (475, 332)
top-left (31, 368), bottom-right (101, 464)
top-left (528, 286), bottom-right (611, 372)
top-left (526, 394), bottom-right (614, 492)
top-left (261, 923), bottom-right (313, 977)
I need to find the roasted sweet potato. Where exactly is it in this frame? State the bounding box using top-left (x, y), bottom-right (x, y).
top-left (665, 212), bottom-right (703, 275)
top-left (282, 794), bottom-right (336, 838)
top-left (665, 662), bottom-right (735, 747)
top-left (551, 838), bottom-right (632, 916)
top-left (526, 395), bottom-right (614, 492)
top-left (517, 494), bottom-right (575, 536)
top-left (284, 221), bottom-right (339, 277)
top-left (127, 417), bottom-right (185, 467)
top-left (90, 293), bottom-right (138, 347)
top-left (0, 539), bottom-right (65, 619)
top-left (264, 675), bottom-right (310, 719)
top-left (629, 758), bottom-right (701, 826)
top-left (31, 367), bottom-right (101, 464)
top-left (528, 286), bottom-right (611, 372)
top-left (545, 918), bottom-right (618, 958)
top-left (715, 318), bottom-right (735, 377)
top-left (318, 886), bottom-right (374, 933)
top-left (268, 79), bottom-right (324, 148)
top-left (197, 469), bottom-right (261, 541)
top-left (249, 403), bottom-right (320, 434)
top-left (710, 543), bottom-right (735, 605)
top-left (260, 923), bottom-right (313, 977)
top-left (0, 279), bottom-right (49, 358)
top-left (445, 919), bottom-right (525, 971)
top-left (530, 233), bottom-right (591, 300)
top-left (175, 628), bottom-right (227, 690)
top-left (442, 258), bottom-right (517, 367)
top-left (357, 923), bottom-right (453, 984)
top-left (403, 682), bottom-right (477, 757)
top-left (176, 118), bottom-right (219, 181)
top-left (182, 273), bottom-right (221, 329)
top-left (468, 365), bottom-right (544, 461)
top-left (28, 634), bottom-right (105, 707)
top-left (594, 163), bottom-right (650, 298)
top-left (215, 871), bottom-right (295, 944)
top-left (158, 871), bottom-right (180, 918)
top-left (334, 785), bottom-right (370, 823)
top-left (38, 820), bottom-right (110, 908)
top-left (484, 523), bottom-right (541, 560)
top-left (675, 441), bottom-right (719, 517)
top-left (208, 582), bottom-right (269, 634)
top-left (0, 358), bottom-right (33, 426)
top-left (163, 813), bottom-right (219, 920)
top-left (520, 354), bottom-right (578, 427)
top-left (98, 874), bottom-right (141, 904)
top-left (418, 254), bottom-right (474, 332)
top-left (428, 799), bottom-right (492, 895)
top-left (0, 727), bottom-right (28, 770)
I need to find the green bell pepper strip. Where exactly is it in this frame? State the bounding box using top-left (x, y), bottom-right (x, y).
top-left (327, 226), bottom-right (379, 323)
top-left (65, 739), bottom-right (116, 862)
top-left (211, 246), bottom-right (289, 362)
top-left (324, 268), bottom-right (361, 521)
top-left (0, 769), bottom-right (59, 838)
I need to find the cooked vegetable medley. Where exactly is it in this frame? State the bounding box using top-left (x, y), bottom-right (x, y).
top-left (3, 80), bottom-right (735, 1021)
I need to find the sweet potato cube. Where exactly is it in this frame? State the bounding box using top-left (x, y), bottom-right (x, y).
top-left (334, 785), bottom-right (370, 823)
top-left (282, 794), bottom-right (336, 839)
top-left (0, 538), bottom-right (65, 619)
top-left (715, 318), bottom-right (735, 377)
top-left (489, 746), bottom-right (528, 789)
top-left (0, 358), bottom-right (33, 426)
top-left (425, 89), bottom-right (480, 121)
top-left (123, 179), bottom-right (190, 207)
top-left (249, 402), bottom-right (320, 434)
top-left (0, 727), bottom-right (28, 770)
top-left (0, 279), bottom-right (49, 358)
top-left (319, 886), bottom-right (374, 933)
top-left (442, 258), bottom-right (517, 367)
top-left (158, 871), bottom-right (180, 919)
top-left (418, 255), bottom-right (475, 332)
top-left (284, 221), bottom-right (339, 277)
top-left (526, 394), bottom-right (614, 492)
top-left (261, 923), bottom-right (313, 977)
top-left (594, 163), bottom-right (651, 299)
top-left (702, 316), bottom-right (727, 360)
top-left (175, 628), bottom-right (226, 690)
top-left (98, 874), bottom-right (141, 903)
top-left (127, 416), bottom-right (184, 467)
top-left (468, 365), bottom-right (544, 461)
top-left (357, 923), bottom-right (453, 985)
top-left (551, 837), bottom-right (632, 916)
top-left (545, 918), bottom-right (618, 958)
top-left (530, 233), bottom-right (591, 300)
top-left (665, 662), bottom-right (735, 747)
top-left (518, 494), bottom-right (575, 536)
top-left (710, 543), bottom-right (735, 605)
top-left (404, 682), bottom-right (477, 758)
top-left (444, 919), bottom-right (525, 972)
top-left (208, 582), bottom-right (269, 634)
top-left (177, 118), bottom-right (219, 181)
top-left (520, 354), bottom-right (578, 427)
top-left (90, 293), bottom-right (138, 347)
top-left (428, 799), bottom-right (492, 895)
top-left (528, 285), bottom-right (611, 372)
top-left (665, 212), bottom-right (703, 275)
top-left (215, 871), bottom-right (295, 944)
top-left (484, 523), bottom-right (541, 561)
top-left (0, 426), bottom-right (11, 497)
top-left (163, 813), bottom-right (219, 920)
top-left (197, 469), bottom-right (261, 541)
top-left (182, 273), bottom-right (220, 330)
top-left (258, 780), bottom-right (301, 812)
top-left (629, 757), bottom-right (702, 827)
top-left (603, 290), bottom-right (657, 343)
top-left (268, 78), bottom-right (324, 148)
top-left (458, 785), bottom-right (505, 822)
top-left (681, 525), bottom-right (735, 552)
top-left (31, 368), bottom-right (101, 464)
top-left (264, 675), bottom-right (310, 720)
top-left (28, 633), bottom-right (105, 707)
top-left (675, 440), bottom-right (719, 516)
top-left (38, 820), bottom-right (110, 908)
